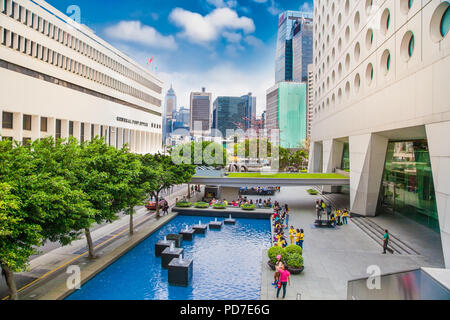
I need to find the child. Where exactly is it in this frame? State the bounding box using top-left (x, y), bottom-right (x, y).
top-left (295, 229), bottom-right (301, 246)
top-left (330, 213), bottom-right (336, 227)
top-left (289, 226), bottom-right (296, 245)
top-left (298, 229), bottom-right (304, 249)
top-left (335, 209), bottom-right (341, 225)
top-left (342, 208), bottom-right (348, 224)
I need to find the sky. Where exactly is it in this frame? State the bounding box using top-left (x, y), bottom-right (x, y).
top-left (47, 0), bottom-right (313, 116)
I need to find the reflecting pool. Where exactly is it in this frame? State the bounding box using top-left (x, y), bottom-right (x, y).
top-left (66, 215), bottom-right (271, 300)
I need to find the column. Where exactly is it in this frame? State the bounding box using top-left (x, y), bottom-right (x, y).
top-left (93, 124), bottom-right (100, 139)
top-left (426, 121), bottom-right (450, 268)
top-left (117, 128), bottom-right (123, 149)
top-left (31, 115), bottom-right (40, 141)
top-left (308, 141), bottom-right (323, 173)
top-left (84, 122), bottom-right (92, 142)
top-left (322, 139), bottom-right (344, 193)
top-left (349, 133), bottom-right (388, 217)
top-left (12, 112), bottom-right (23, 142)
top-left (73, 121), bottom-right (81, 141)
top-left (46, 117), bottom-right (56, 139)
top-left (60, 119), bottom-right (69, 139)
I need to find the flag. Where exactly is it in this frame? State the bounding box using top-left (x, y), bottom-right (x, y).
top-left (147, 56), bottom-right (154, 65)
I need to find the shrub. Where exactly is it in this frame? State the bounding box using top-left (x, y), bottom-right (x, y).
top-left (213, 203), bottom-right (226, 209)
top-left (306, 189), bottom-right (318, 195)
top-left (194, 201), bottom-right (209, 208)
top-left (300, 169), bottom-right (308, 173)
top-left (267, 246), bottom-right (284, 263)
top-left (286, 252), bottom-right (304, 268)
top-left (241, 203), bottom-right (256, 210)
top-left (176, 201), bottom-right (192, 208)
top-left (285, 244), bottom-right (303, 256)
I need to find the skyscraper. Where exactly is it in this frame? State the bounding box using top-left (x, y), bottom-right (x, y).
top-left (241, 93), bottom-right (257, 130)
top-left (292, 16), bottom-right (313, 82)
top-left (266, 82), bottom-right (307, 148)
top-left (275, 11), bottom-right (313, 83)
top-left (190, 87), bottom-right (212, 136)
top-left (212, 96), bottom-right (247, 137)
top-left (163, 84), bottom-right (177, 144)
top-left (306, 64), bottom-right (314, 140)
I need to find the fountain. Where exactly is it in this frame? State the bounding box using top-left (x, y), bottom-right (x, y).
top-left (155, 236), bottom-right (175, 257)
top-left (180, 223), bottom-right (195, 240)
top-left (170, 242), bottom-right (175, 251)
top-left (168, 252), bottom-right (193, 287)
top-left (209, 217), bottom-right (223, 230)
top-left (192, 220), bottom-right (207, 234)
top-left (225, 214), bottom-right (236, 225)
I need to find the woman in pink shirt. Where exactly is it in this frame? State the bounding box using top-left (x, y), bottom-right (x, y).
top-left (276, 266), bottom-right (291, 299)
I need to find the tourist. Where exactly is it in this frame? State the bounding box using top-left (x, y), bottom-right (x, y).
top-left (315, 200), bottom-right (321, 221)
top-left (162, 200), bottom-right (169, 215)
top-left (284, 206), bottom-right (290, 227)
top-left (382, 229), bottom-right (391, 254)
top-left (342, 208), bottom-right (348, 224)
top-left (335, 209), bottom-right (342, 225)
top-left (298, 229), bottom-right (304, 249)
top-left (276, 265), bottom-right (291, 299)
top-left (330, 212), bottom-right (336, 227)
top-left (223, 199), bottom-right (228, 206)
top-left (295, 229), bottom-right (301, 246)
top-left (289, 226), bottom-right (296, 244)
top-left (326, 203), bottom-right (332, 221)
top-left (272, 254), bottom-right (284, 285)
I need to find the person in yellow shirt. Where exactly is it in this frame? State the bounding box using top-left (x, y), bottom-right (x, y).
top-left (288, 226), bottom-right (296, 244)
top-left (223, 199), bottom-right (228, 206)
top-left (342, 208), bottom-right (349, 224)
top-left (295, 229), bottom-right (301, 246)
top-left (297, 229), bottom-right (304, 249)
top-left (335, 209), bottom-right (342, 225)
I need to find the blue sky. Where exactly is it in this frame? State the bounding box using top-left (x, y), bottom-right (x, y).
top-left (47, 0), bottom-right (313, 115)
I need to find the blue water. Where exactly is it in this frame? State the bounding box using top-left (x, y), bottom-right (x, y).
top-left (66, 215), bottom-right (271, 300)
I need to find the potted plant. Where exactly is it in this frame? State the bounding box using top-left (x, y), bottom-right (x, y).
top-left (176, 201), bottom-right (192, 208)
top-left (307, 189), bottom-right (319, 195)
top-left (286, 252), bottom-right (304, 274)
top-left (241, 203), bottom-right (256, 210)
top-left (213, 203), bottom-right (226, 209)
top-left (194, 201), bottom-right (209, 209)
top-left (284, 244), bottom-right (303, 256)
top-left (267, 246), bottom-right (285, 270)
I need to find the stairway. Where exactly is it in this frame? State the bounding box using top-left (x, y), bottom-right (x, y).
top-left (351, 217), bottom-right (420, 255)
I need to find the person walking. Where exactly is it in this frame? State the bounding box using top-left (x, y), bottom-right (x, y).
top-left (288, 226), bottom-right (296, 245)
top-left (382, 229), bottom-right (391, 254)
top-left (315, 200), bottom-right (321, 221)
top-left (276, 265), bottom-right (291, 299)
top-left (298, 229), bottom-right (304, 249)
top-left (326, 203), bottom-right (332, 221)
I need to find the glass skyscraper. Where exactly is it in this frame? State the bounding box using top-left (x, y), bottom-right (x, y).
top-left (275, 11), bottom-right (313, 83)
top-left (163, 85), bottom-right (177, 144)
top-left (240, 93), bottom-right (256, 130)
top-left (292, 17), bottom-right (313, 82)
top-left (212, 97), bottom-right (247, 137)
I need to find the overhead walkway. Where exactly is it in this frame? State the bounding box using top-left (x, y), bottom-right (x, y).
top-left (190, 172), bottom-right (349, 187)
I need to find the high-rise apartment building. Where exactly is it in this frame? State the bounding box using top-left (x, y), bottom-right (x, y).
top-left (240, 93), bottom-right (256, 130)
top-left (0, 0), bottom-right (163, 154)
top-left (275, 11), bottom-right (313, 83)
top-left (190, 87), bottom-right (212, 136)
top-left (306, 64), bottom-right (314, 139)
top-left (309, 0), bottom-right (450, 267)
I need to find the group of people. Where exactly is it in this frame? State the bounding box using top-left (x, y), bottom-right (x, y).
top-left (272, 202), bottom-right (305, 249)
top-left (315, 199), bottom-right (349, 226)
top-left (239, 186), bottom-right (280, 196)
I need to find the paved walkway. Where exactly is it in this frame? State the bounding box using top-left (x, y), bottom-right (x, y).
top-left (257, 186), bottom-right (445, 300)
top-left (0, 185), bottom-right (203, 300)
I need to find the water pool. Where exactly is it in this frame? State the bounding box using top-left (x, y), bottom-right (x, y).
top-left (66, 215), bottom-right (271, 300)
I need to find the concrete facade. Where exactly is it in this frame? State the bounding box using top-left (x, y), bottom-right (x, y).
top-left (309, 0), bottom-right (450, 267)
top-left (0, 0), bottom-right (162, 153)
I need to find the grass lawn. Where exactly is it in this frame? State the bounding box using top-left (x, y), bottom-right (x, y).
top-left (226, 172), bottom-right (349, 179)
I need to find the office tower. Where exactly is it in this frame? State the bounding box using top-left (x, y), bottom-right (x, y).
top-left (241, 92), bottom-right (257, 130)
top-left (163, 84), bottom-right (177, 144)
top-left (212, 96), bottom-right (246, 137)
top-left (190, 87), bottom-right (212, 136)
top-left (266, 82), bottom-right (307, 148)
top-left (275, 11), bottom-right (313, 83)
top-left (292, 16), bottom-right (313, 82)
top-left (0, 0), bottom-right (163, 154)
top-left (309, 0), bottom-right (450, 266)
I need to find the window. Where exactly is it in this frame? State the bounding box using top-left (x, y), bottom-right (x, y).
top-left (23, 114), bottom-right (31, 131)
top-left (80, 123), bottom-right (85, 143)
top-left (40, 117), bottom-right (47, 132)
top-left (441, 5), bottom-right (450, 37)
top-left (69, 121), bottom-right (74, 136)
top-left (55, 119), bottom-right (61, 139)
top-left (2, 111), bottom-right (13, 129)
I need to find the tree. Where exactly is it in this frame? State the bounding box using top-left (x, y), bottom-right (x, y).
top-left (145, 154), bottom-right (196, 217)
top-left (172, 141), bottom-right (227, 167)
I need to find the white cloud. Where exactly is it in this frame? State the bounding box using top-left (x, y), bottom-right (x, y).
top-left (169, 7), bottom-right (255, 44)
top-left (252, 0), bottom-right (268, 3)
top-left (244, 35), bottom-right (264, 48)
top-left (222, 31), bottom-right (242, 43)
top-left (104, 21), bottom-right (177, 50)
top-left (267, 0), bottom-right (281, 16)
top-left (207, 0), bottom-right (237, 8)
top-left (300, 2), bottom-right (313, 13)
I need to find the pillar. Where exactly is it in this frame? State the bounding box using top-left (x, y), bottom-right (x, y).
top-left (349, 133), bottom-right (388, 217)
top-left (426, 121), bottom-right (450, 268)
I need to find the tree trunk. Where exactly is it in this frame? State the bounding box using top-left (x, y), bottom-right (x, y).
top-left (155, 192), bottom-right (160, 218)
top-left (85, 228), bottom-right (95, 259)
top-left (1, 264), bottom-right (18, 300)
top-left (129, 207), bottom-right (134, 235)
top-left (187, 184), bottom-right (191, 199)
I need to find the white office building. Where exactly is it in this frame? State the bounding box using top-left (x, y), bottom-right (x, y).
top-left (0, 0), bottom-right (163, 154)
top-left (309, 0), bottom-right (450, 267)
